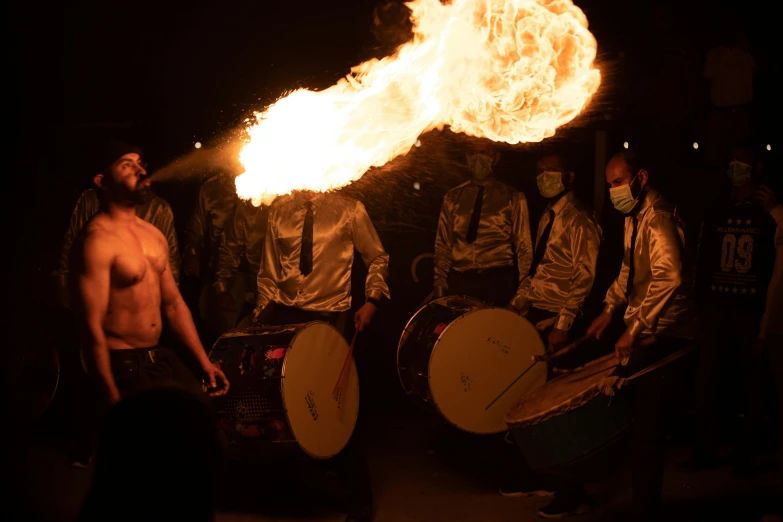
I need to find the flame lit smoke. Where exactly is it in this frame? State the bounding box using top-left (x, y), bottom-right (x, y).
top-left (237, 0), bottom-right (600, 206)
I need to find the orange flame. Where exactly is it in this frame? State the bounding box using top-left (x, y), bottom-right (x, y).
top-left (236, 0), bottom-right (600, 206)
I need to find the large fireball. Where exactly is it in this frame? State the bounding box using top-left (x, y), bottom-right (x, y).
top-left (236, 0), bottom-right (600, 206)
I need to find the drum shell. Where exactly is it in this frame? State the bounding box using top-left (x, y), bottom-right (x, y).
top-left (510, 391), bottom-right (633, 475)
top-left (209, 327), bottom-right (299, 459)
top-left (396, 297), bottom-right (482, 415)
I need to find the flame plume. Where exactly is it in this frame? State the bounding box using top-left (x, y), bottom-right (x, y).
top-left (236, 0), bottom-right (600, 206)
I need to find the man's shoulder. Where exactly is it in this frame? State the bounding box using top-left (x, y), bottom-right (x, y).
top-left (562, 196), bottom-right (597, 224)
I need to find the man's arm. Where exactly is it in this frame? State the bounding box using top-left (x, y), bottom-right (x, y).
top-left (759, 204), bottom-right (783, 339)
top-left (353, 200), bottom-right (391, 301)
top-left (558, 220), bottom-right (601, 331)
top-left (625, 213), bottom-right (684, 338)
top-left (603, 219), bottom-right (631, 316)
top-left (154, 203), bottom-right (181, 284)
top-left (509, 192), bottom-right (533, 310)
top-left (75, 233), bottom-right (119, 404)
top-left (253, 209), bottom-right (281, 321)
top-left (215, 207), bottom-right (245, 294)
top-left (183, 187), bottom-right (207, 274)
top-left (159, 261), bottom-right (211, 368)
top-left (433, 196), bottom-right (455, 298)
top-left (54, 191), bottom-right (100, 306)
top-left (159, 244), bottom-right (229, 394)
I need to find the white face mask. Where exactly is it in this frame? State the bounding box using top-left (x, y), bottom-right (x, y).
top-left (537, 171), bottom-right (565, 198)
top-left (468, 154), bottom-right (494, 180)
top-left (609, 172), bottom-right (641, 214)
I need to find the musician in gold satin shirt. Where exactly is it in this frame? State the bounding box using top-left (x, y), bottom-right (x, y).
top-left (516, 152), bottom-right (601, 354)
top-left (214, 199), bottom-right (270, 328)
top-left (587, 149), bottom-right (695, 522)
top-left (251, 189), bottom-right (390, 522)
top-left (432, 143), bottom-right (533, 307)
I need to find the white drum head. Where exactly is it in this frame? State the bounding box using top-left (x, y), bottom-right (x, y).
top-left (282, 322), bottom-right (359, 459)
top-left (429, 308), bottom-right (546, 434)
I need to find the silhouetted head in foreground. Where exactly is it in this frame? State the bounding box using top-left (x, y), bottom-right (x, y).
top-left (78, 386), bottom-right (219, 522)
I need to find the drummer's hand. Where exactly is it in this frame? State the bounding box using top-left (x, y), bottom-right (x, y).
top-left (354, 301), bottom-right (377, 332)
top-left (202, 362), bottom-right (230, 396)
top-left (614, 330), bottom-right (636, 361)
top-left (548, 327), bottom-right (568, 352)
top-left (587, 311), bottom-right (612, 340)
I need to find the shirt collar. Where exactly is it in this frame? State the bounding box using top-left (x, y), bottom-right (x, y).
top-left (547, 190), bottom-right (574, 215)
top-left (632, 186), bottom-right (656, 219)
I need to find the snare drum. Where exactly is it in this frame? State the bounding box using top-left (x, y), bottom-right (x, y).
top-left (505, 353), bottom-right (633, 472)
top-left (208, 322), bottom-right (359, 459)
top-left (397, 295), bottom-right (547, 434)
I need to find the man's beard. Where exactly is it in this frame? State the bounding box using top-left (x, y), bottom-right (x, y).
top-left (107, 184), bottom-right (151, 206)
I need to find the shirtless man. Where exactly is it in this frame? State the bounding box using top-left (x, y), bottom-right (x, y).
top-left (73, 142), bottom-right (228, 406)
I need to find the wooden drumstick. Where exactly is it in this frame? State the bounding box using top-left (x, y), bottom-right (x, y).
top-left (531, 334), bottom-right (590, 363)
top-left (332, 330), bottom-right (359, 404)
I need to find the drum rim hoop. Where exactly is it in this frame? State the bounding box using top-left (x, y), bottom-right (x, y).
top-left (505, 353), bottom-right (617, 428)
top-left (395, 295), bottom-right (487, 405)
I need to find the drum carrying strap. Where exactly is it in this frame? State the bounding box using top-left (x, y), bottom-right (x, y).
top-left (597, 346), bottom-right (692, 396)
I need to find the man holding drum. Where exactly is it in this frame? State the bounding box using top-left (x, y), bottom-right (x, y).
top-left (517, 152), bottom-right (602, 353)
top-left (432, 143), bottom-right (533, 307)
top-left (253, 189), bottom-right (391, 522)
top-left (587, 149), bottom-right (695, 522)
top-left (503, 151), bottom-right (602, 518)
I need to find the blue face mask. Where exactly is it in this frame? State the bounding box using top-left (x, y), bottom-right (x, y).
top-left (727, 161), bottom-right (752, 186)
top-left (609, 172), bottom-right (641, 214)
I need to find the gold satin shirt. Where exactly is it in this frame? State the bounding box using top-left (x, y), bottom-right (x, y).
top-left (215, 200), bottom-right (269, 294)
top-left (434, 179), bottom-right (533, 305)
top-left (519, 192), bottom-right (602, 331)
top-left (254, 192), bottom-right (391, 314)
top-left (183, 174), bottom-right (238, 273)
top-left (603, 188), bottom-right (695, 339)
top-left (53, 188), bottom-right (181, 286)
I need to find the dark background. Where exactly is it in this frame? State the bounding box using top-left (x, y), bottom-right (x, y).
top-left (6, 0), bottom-right (782, 410)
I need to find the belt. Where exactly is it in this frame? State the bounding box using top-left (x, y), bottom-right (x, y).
top-left (110, 347), bottom-right (163, 364)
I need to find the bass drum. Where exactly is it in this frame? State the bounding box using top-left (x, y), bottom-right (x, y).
top-left (208, 322), bottom-right (359, 459)
top-left (397, 295), bottom-right (547, 434)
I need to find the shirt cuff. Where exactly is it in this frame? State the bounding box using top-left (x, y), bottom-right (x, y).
top-left (602, 302), bottom-right (616, 316)
top-left (509, 294), bottom-right (527, 311)
top-left (214, 280), bottom-right (230, 294)
top-left (366, 289), bottom-right (383, 301)
top-left (555, 313), bottom-right (574, 331)
top-left (626, 318), bottom-right (644, 338)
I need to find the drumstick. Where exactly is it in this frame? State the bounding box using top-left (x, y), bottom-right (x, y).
top-left (531, 334), bottom-right (590, 363)
top-left (332, 330), bottom-right (359, 399)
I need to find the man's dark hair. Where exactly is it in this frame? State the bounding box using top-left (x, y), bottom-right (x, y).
top-left (611, 147), bottom-right (650, 176)
top-left (538, 147), bottom-right (574, 174)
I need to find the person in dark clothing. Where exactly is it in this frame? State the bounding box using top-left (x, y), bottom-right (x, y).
top-left (681, 143), bottom-right (777, 473)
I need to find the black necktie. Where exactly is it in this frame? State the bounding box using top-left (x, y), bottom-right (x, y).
top-left (299, 201), bottom-right (314, 276)
top-left (529, 209), bottom-right (555, 276)
top-left (466, 185), bottom-right (484, 244)
top-left (626, 216), bottom-right (638, 297)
